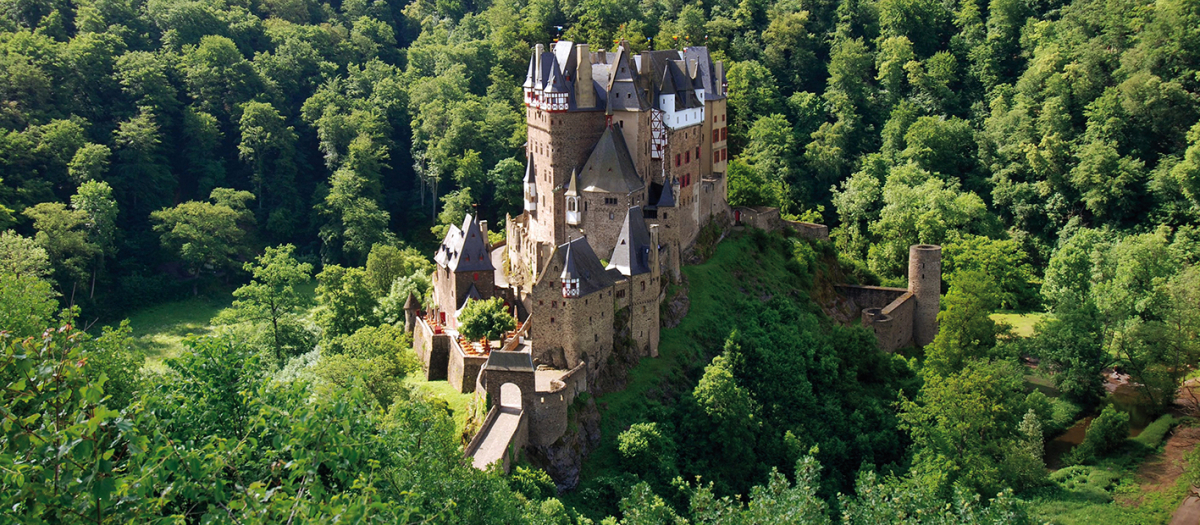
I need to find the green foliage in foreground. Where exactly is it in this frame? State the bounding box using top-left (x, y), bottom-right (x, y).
top-left (0, 324), bottom-right (530, 523)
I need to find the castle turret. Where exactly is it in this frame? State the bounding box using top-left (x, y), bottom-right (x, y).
top-left (909, 244), bottom-right (942, 346)
top-left (565, 169), bottom-right (581, 226)
top-left (403, 292), bottom-right (419, 332)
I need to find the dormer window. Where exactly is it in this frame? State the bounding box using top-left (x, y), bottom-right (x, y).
top-left (562, 279), bottom-right (579, 298)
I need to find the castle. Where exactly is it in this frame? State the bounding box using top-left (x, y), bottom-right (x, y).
top-left (408, 40), bottom-right (941, 474)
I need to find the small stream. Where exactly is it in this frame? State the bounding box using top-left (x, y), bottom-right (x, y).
top-left (1043, 374), bottom-right (1173, 468)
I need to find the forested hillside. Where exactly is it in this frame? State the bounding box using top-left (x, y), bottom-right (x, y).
top-left (3, 0), bottom-right (1200, 521)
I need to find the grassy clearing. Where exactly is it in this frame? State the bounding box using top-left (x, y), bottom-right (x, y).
top-left (1030, 416), bottom-right (1190, 524)
top-left (124, 294), bottom-right (232, 372)
top-left (1029, 476), bottom-right (1187, 525)
top-left (123, 281), bottom-right (318, 372)
top-left (407, 377), bottom-right (474, 436)
top-left (992, 311), bottom-right (1049, 337)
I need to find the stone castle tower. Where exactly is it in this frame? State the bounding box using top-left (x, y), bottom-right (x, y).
top-left (839, 244), bottom-right (943, 352)
top-left (908, 244), bottom-right (941, 347)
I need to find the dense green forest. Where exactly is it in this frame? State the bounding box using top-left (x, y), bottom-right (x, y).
top-left (3, 0), bottom-right (1200, 520)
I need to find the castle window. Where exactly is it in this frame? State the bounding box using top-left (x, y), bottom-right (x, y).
top-left (595, 334), bottom-right (598, 342)
top-left (713, 115), bottom-right (717, 124)
top-left (722, 128), bottom-right (727, 140)
top-left (722, 114), bottom-right (726, 122)
top-left (641, 281), bottom-right (646, 291)
top-left (616, 289), bottom-right (625, 298)
top-left (685, 151), bottom-right (690, 163)
top-left (609, 212), bottom-right (615, 220)
top-left (552, 301), bottom-right (556, 308)
top-left (539, 300), bottom-right (544, 305)
top-left (663, 213), bottom-right (667, 219)
top-left (696, 146), bottom-right (700, 159)
top-left (551, 317), bottom-right (555, 323)
top-left (604, 197), bottom-right (618, 205)
top-left (714, 151), bottom-right (720, 163)
top-left (713, 130), bottom-right (718, 143)
top-left (473, 272), bottom-right (479, 280)
top-left (675, 154), bottom-right (680, 167)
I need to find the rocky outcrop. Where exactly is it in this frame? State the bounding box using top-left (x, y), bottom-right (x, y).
top-left (527, 395), bottom-right (601, 491)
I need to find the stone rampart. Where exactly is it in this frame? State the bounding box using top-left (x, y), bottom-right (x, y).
top-left (414, 317), bottom-right (450, 381)
top-left (448, 339), bottom-right (488, 393)
top-left (731, 206), bottom-right (828, 241)
top-left (879, 292), bottom-right (914, 352)
top-left (530, 362), bottom-right (588, 447)
top-left (836, 285), bottom-right (909, 312)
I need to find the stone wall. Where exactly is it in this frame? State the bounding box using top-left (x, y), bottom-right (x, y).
top-left (530, 363), bottom-right (588, 447)
top-left (731, 206), bottom-right (828, 241)
top-left (836, 285), bottom-right (909, 312)
top-left (578, 190), bottom-right (645, 259)
top-left (413, 317), bottom-right (450, 381)
top-left (448, 339), bottom-right (488, 393)
top-left (877, 293), bottom-right (914, 352)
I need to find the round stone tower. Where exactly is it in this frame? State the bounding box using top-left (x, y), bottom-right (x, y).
top-left (908, 244), bottom-right (942, 347)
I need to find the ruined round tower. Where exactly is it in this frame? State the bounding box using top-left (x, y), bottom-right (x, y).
top-left (908, 244), bottom-right (942, 347)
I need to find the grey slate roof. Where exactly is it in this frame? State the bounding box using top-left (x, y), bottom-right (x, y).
top-left (683, 47), bottom-right (725, 101)
top-left (606, 46), bottom-right (649, 111)
top-left (458, 283), bottom-right (482, 310)
top-left (607, 206), bottom-right (653, 276)
top-left (656, 179), bottom-right (676, 208)
top-left (486, 350), bottom-right (534, 372)
top-left (434, 214), bottom-right (495, 273)
top-left (578, 126), bottom-right (644, 194)
top-left (403, 292), bottom-right (419, 310)
top-left (553, 237), bottom-right (613, 297)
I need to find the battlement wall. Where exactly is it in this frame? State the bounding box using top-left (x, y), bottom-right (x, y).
top-left (414, 317), bottom-right (450, 381)
top-left (448, 338), bottom-right (488, 393)
top-left (529, 362), bottom-right (588, 447)
top-left (731, 206), bottom-right (829, 241)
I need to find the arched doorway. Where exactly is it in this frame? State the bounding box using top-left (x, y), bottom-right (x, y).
top-left (500, 382), bottom-right (522, 410)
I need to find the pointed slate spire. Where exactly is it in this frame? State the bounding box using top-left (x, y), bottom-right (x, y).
top-left (403, 292), bottom-right (419, 311)
top-left (656, 178), bottom-right (676, 208)
top-left (523, 51), bottom-right (536, 88)
top-left (607, 206), bottom-right (653, 276)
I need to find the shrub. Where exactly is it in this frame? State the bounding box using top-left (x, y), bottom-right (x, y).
top-left (458, 297), bottom-right (516, 341)
top-left (1067, 405), bottom-right (1130, 464)
top-left (510, 466), bottom-right (556, 500)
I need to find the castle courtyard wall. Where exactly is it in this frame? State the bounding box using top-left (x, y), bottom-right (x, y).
top-left (448, 339), bottom-right (488, 393)
top-left (413, 318), bottom-right (450, 381)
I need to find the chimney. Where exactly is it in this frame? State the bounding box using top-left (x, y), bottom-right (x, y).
top-left (687, 58), bottom-right (697, 79)
top-left (597, 49), bottom-right (607, 64)
top-left (575, 44), bottom-right (595, 109)
top-left (479, 220), bottom-right (488, 249)
top-left (714, 60), bottom-right (725, 95)
top-left (638, 51), bottom-right (650, 76)
top-left (649, 224), bottom-right (661, 278)
top-left (534, 44), bottom-right (544, 89)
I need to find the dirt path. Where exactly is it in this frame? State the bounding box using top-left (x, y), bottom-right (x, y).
top-left (1128, 426), bottom-right (1200, 523)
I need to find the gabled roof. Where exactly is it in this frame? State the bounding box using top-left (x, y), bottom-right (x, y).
top-left (606, 45), bottom-right (649, 111)
top-left (545, 55), bottom-right (569, 93)
top-left (578, 126), bottom-right (644, 194)
top-left (607, 206), bottom-right (653, 276)
top-left (434, 214), bottom-right (495, 273)
top-left (549, 237), bottom-right (613, 297)
top-left (683, 46), bottom-right (725, 101)
top-left (486, 350), bottom-right (534, 372)
top-left (457, 283), bottom-right (482, 310)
